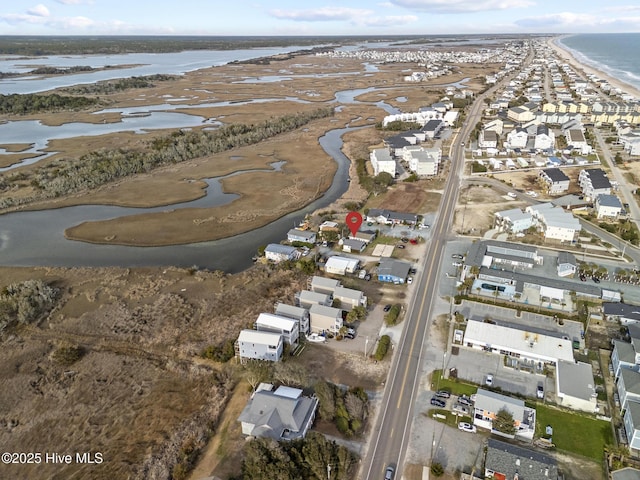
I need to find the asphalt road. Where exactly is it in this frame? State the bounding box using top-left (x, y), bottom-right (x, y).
top-left (360, 55), bottom-right (527, 478)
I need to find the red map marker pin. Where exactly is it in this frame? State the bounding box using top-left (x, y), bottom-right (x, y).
top-left (346, 211), bottom-right (363, 237)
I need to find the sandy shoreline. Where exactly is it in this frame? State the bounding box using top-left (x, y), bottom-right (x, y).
top-left (548, 35), bottom-right (640, 100)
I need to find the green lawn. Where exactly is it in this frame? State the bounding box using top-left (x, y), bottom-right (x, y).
top-left (535, 404), bottom-right (613, 460)
top-left (432, 370), bottom-right (478, 397)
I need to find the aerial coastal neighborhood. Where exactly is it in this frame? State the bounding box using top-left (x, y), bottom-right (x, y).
top-left (4, 31), bottom-right (640, 480)
top-left (235, 36), bottom-right (640, 479)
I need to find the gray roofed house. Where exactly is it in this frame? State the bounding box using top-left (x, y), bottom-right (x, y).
top-left (485, 438), bottom-right (558, 480)
top-left (611, 467), bottom-right (640, 480)
top-left (605, 303), bottom-right (640, 325)
top-left (366, 208), bottom-right (418, 225)
top-left (342, 238), bottom-right (367, 253)
top-left (264, 244), bottom-right (299, 263)
top-left (310, 276), bottom-right (341, 295)
top-left (238, 384), bottom-right (318, 441)
top-left (275, 303), bottom-right (310, 335)
top-left (556, 360), bottom-right (597, 412)
top-left (539, 168), bottom-right (570, 194)
top-left (595, 194), bottom-right (623, 218)
top-left (618, 368), bottom-right (640, 410)
top-left (623, 399), bottom-right (640, 453)
top-left (556, 251), bottom-right (577, 277)
top-left (474, 389), bottom-right (535, 439)
top-left (377, 258), bottom-right (411, 284)
top-left (611, 339), bottom-right (640, 379)
top-left (287, 228), bottom-right (317, 244)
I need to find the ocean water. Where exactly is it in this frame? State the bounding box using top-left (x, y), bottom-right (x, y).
top-left (559, 33), bottom-right (640, 92)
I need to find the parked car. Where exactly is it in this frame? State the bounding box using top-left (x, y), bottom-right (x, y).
top-left (383, 304), bottom-right (392, 312)
top-left (537, 384), bottom-right (544, 399)
top-left (507, 192), bottom-right (517, 198)
top-left (401, 237), bottom-right (409, 243)
top-left (364, 274), bottom-right (372, 281)
top-left (435, 390), bottom-right (451, 399)
top-left (384, 466), bottom-right (395, 480)
top-left (396, 244), bottom-right (406, 249)
top-left (592, 276), bottom-right (601, 283)
top-left (458, 395), bottom-right (473, 406)
top-left (451, 254), bottom-right (464, 259)
top-left (453, 403), bottom-right (470, 415)
top-left (452, 262), bottom-right (463, 267)
top-left (410, 268), bottom-right (417, 274)
top-left (458, 422), bottom-right (477, 433)
top-left (430, 397), bottom-right (446, 408)
top-left (407, 277), bottom-right (413, 285)
top-left (579, 274), bottom-right (587, 281)
top-left (485, 374), bottom-right (493, 386)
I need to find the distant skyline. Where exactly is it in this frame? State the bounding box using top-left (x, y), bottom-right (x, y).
top-left (1, 1), bottom-right (640, 36)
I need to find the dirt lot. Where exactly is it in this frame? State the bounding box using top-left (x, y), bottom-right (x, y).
top-left (452, 183), bottom-right (521, 235)
top-left (0, 264), bottom-right (311, 479)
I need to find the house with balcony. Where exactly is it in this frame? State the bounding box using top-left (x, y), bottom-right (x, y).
top-left (238, 383), bottom-right (318, 441)
top-left (611, 338), bottom-right (640, 379)
top-left (617, 368), bottom-right (640, 410)
top-left (623, 402), bottom-right (640, 455)
top-left (539, 168), bottom-right (570, 195)
top-left (310, 276), bottom-right (341, 296)
top-left (478, 129), bottom-right (499, 149)
top-left (255, 313), bottom-right (300, 347)
top-left (526, 203), bottom-right (581, 242)
top-left (309, 304), bottom-right (343, 334)
top-left (287, 229), bottom-right (317, 244)
top-left (370, 148), bottom-right (397, 176)
top-left (473, 389), bottom-right (536, 440)
top-left (275, 303), bottom-right (310, 336)
top-left (332, 286), bottom-right (367, 311)
top-left (556, 251), bottom-right (577, 277)
top-left (236, 330), bottom-right (284, 363)
top-left (506, 127), bottom-right (529, 150)
top-left (533, 125), bottom-right (555, 151)
top-left (296, 290), bottom-right (332, 309)
top-left (578, 168), bottom-right (612, 200)
top-left (595, 194), bottom-right (623, 219)
top-left (494, 208), bottom-right (534, 233)
top-left (265, 244), bottom-right (299, 263)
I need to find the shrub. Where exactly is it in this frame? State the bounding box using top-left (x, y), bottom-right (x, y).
top-left (374, 335), bottom-right (391, 361)
top-left (335, 416), bottom-right (350, 434)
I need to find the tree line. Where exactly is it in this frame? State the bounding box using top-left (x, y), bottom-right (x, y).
top-left (0, 107), bottom-right (334, 209)
top-left (0, 92), bottom-right (99, 115)
top-left (63, 74), bottom-right (177, 95)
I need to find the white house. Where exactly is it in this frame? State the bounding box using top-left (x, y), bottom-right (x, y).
top-left (255, 313), bottom-right (300, 347)
top-left (534, 125), bottom-right (555, 151)
top-left (539, 168), bottom-right (570, 195)
top-left (595, 194), bottom-right (623, 219)
top-left (264, 244), bottom-right (299, 263)
top-left (370, 148), bottom-right (397, 176)
top-left (287, 229), bottom-right (317, 244)
top-left (494, 208), bottom-right (534, 233)
top-left (309, 304), bottom-right (343, 334)
top-left (526, 203), bottom-right (581, 242)
top-left (275, 303), bottom-right (310, 336)
top-left (556, 251), bottom-right (577, 277)
top-left (556, 360), bottom-right (597, 413)
top-left (623, 402), bottom-right (640, 454)
top-left (324, 256), bottom-right (359, 275)
top-left (579, 169), bottom-right (611, 200)
top-left (236, 330), bottom-right (283, 363)
top-left (506, 128), bottom-right (528, 149)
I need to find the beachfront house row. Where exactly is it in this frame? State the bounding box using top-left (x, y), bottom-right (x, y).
top-left (287, 229), bottom-right (317, 244)
top-left (236, 330), bottom-right (283, 363)
top-left (309, 304), bottom-right (343, 334)
top-left (370, 148), bottom-right (397, 176)
top-left (265, 244), bottom-right (299, 263)
top-left (555, 360), bottom-right (597, 413)
top-left (255, 313), bottom-right (300, 347)
top-left (595, 194), bottom-right (623, 219)
top-left (238, 384), bottom-right (318, 441)
top-left (473, 389), bottom-right (535, 440)
top-left (275, 303), bottom-right (310, 336)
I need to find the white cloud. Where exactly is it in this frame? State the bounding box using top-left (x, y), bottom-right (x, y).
top-left (55, 0), bottom-right (94, 4)
top-left (269, 7), bottom-right (373, 22)
top-left (362, 15), bottom-right (419, 27)
top-left (390, 0), bottom-right (534, 13)
top-left (514, 12), bottom-right (640, 31)
top-left (27, 4), bottom-right (50, 17)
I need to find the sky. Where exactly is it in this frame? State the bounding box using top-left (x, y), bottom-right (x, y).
top-left (1, 0), bottom-right (640, 36)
